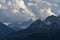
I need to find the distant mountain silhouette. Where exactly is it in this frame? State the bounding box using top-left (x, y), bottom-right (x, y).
top-left (4, 19), bottom-right (48, 39)
top-left (44, 15), bottom-right (60, 31)
top-left (44, 15), bottom-right (57, 25)
top-left (27, 19), bottom-right (48, 32)
top-left (8, 19), bottom-right (33, 31)
top-left (0, 22), bottom-right (15, 38)
top-left (57, 15), bottom-right (60, 24)
top-left (2, 15), bottom-right (60, 40)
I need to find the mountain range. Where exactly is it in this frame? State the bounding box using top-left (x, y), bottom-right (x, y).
top-left (0, 0), bottom-right (60, 40)
top-left (0, 22), bottom-right (15, 38)
top-left (8, 19), bottom-right (33, 31)
top-left (1, 15), bottom-right (60, 40)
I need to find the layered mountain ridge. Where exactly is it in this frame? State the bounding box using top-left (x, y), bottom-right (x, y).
top-left (3, 15), bottom-right (60, 40)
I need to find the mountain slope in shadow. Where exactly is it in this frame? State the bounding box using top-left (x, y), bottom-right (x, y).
top-left (0, 22), bottom-right (15, 38)
top-left (3, 15), bottom-right (60, 40)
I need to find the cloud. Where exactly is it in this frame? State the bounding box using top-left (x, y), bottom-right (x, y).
top-left (52, 4), bottom-right (60, 15)
top-left (0, 0), bottom-right (36, 22)
top-left (0, 0), bottom-right (59, 23)
top-left (42, 0), bottom-right (60, 3)
top-left (54, 0), bottom-right (60, 2)
top-left (0, 4), bottom-right (2, 9)
top-left (27, 0), bottom-right (56, 20)
top-left (12, 9), bottom-right (19, 13)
